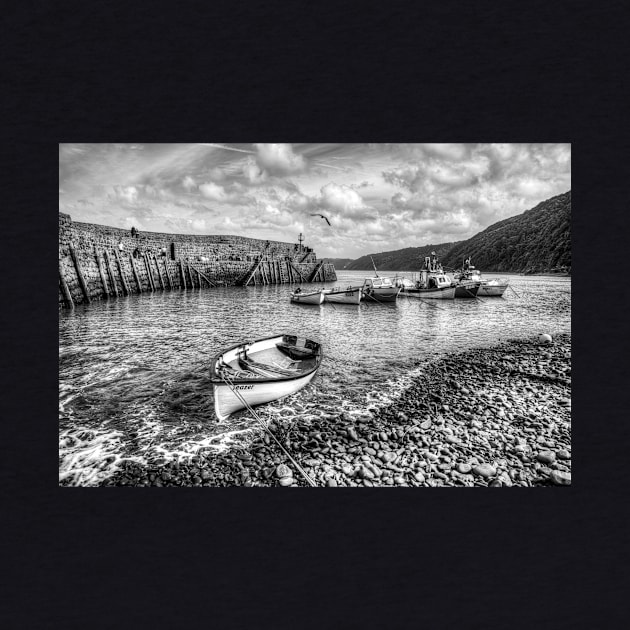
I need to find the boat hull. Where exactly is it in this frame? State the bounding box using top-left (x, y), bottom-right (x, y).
top-left (323, 288), bottom-right (362, 304)
top-left (362, 287), bottom-right (401, 302)
top-left (290, 291), bottom-right (324, 305)
top-left (401, 286), bottom-right (456, 299)
top-left (454, 281), bottom-right (481, 298)
top-left (478, 283), bottom-right (508, 297)
top-left (212, 370), bottom-right (317, 421)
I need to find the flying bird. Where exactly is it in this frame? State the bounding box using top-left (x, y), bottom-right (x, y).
top-left (310, 213), bottom-right (331, 226)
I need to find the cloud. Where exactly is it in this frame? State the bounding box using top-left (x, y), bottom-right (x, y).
top-left (254, 143), bottom-right (307, 176)
top-left (199, 182), bottom-right (227, 201)
top-left (182, 176), bottom-right (197, 191)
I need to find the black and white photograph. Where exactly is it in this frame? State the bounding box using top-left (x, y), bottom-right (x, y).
top-left (59, 143), bottom-right (571, 487)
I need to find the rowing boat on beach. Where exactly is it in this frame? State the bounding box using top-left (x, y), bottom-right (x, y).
top-left (210, 334), bottom-right (323, 420)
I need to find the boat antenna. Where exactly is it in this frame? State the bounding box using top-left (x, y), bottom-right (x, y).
top-left (370, 256), bottom-right (379, 277)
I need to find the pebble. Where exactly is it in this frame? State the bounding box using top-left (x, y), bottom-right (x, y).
top-left (276, 464), bottom-right (292, 479)
top-left (279, 477), bottom-right (295, 486)
top-left (456, 463), bottom-right (472, 474)
top-left (556, 449), bottom-right (571, 460)
top-left (326, 479), bottom-right (338, 487)
top-left (549, 470), bottom-right (571, 486)
top-left (472, 463), bottom-right (497, 478)
top-left (414, 471), bottom-right (425, 483)
top-left (536, 451), bottom-right (556, 464)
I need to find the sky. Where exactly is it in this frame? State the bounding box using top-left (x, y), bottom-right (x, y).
top-left (59, 143), bottom-right (571, 259)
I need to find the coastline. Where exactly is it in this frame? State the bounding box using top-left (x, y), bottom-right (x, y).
top-left (103, 332), bottom-right (571, 488)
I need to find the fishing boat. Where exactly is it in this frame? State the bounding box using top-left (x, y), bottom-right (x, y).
top-left (398, 253), bottom-right (456, 299)
top-left (290, 288), bottom-right (325, 305)
top-left (360, 276), bottom-right (401, 302)
top-left (322, 285), bottom-right (362, 304)
top-left (455, 257), bottom-right (509, 297)
top-left (478, 279), bottom-right (509, 297)
top-left (210, 333), bottom-right (323, 420)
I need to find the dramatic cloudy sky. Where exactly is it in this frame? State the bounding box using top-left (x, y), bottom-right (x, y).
top-left (59, 143), bottom-right (571, 258)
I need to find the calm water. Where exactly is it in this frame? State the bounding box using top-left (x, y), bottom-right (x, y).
top-left (59, 270), bottom-right (571, 485)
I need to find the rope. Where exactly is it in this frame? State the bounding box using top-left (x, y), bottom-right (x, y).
top-left (219, 372), bottom-right (317, 487)
top-left (507, 285), bottom-right (521, 298)
top-left (362, 291), bottom-right (398, 310)
top-left (462, 285), bottom-right (486, 302)
top-left (401, 292), bottom-right (448, 311)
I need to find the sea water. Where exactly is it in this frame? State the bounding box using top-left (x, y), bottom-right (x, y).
top-left (59, 270), bottom-right (571, 485)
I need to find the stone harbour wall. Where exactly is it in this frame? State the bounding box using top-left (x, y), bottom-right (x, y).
top-left (59, 213), bottom-right (336, 307)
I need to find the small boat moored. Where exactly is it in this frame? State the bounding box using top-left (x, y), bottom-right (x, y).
top-left (322, 285), bottom-right (362, 304)
top-left (290, 288), bottom-right (325, 305)
top-left (210, 333), bottom-right (323, 420)
top-left (398, 253), bottom-right (456, 299)
top-left (455, 257), bottom-right (509, 297)
top-left (361, 276), bottom-right (401, 302)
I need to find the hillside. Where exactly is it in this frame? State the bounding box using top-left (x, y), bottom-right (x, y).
top-left (324, 258), bottom-right (354, 269)
top-left (339, 191), bottom-right (571, 273)
top-left (441, 191), bottom-right (571, 273)
top-left (345, 243), bottom-right (459, 271)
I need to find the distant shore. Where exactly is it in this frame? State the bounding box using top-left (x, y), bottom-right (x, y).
top-left (104, 332), bottom-right (571, 488)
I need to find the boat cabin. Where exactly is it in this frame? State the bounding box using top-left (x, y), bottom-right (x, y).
top-left (415, 269), bottom-right (453, 290)
top-left (363, 276), bottom-right (394, 289)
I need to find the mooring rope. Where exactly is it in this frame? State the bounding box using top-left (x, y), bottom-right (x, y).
top-left (401, 292), bottom-right (448, 311)
top-left (219, 371), bottom-right (317, 487)
top-left (362, 291), bottom-right (398, 310)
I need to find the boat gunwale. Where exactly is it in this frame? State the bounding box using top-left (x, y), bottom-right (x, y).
top-left (209, 333), bottom-right (322, 385)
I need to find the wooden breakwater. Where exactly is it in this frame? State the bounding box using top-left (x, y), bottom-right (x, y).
top-left (59, 213), bottom-right (336, 308)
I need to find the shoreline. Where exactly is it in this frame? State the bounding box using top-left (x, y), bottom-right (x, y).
top-left (102, 332), bottom-right (571, 488)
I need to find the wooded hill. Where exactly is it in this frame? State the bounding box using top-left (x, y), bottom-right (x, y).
top-left (341, 191), bottom-right (571, 273)
top-left (344, 243), bottom-right (458, 272)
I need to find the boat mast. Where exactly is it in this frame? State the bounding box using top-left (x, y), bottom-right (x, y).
top-left (370, 256), bottom-right (379, 277)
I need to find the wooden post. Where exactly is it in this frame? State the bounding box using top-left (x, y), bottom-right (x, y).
top-left (290, 263), bottom-right (307, 283)
top-left (277, 261), bottom-right (282, 283)
top-left (162, 258), bottom-right (173, 289)
top-left (103, 250), bottom-right (119, 298)
top-left (153, 255), bottom-right (165, 290)
top-left (114, 248), bottom-right (131, 295)
top-left (144, 254), bottom-right (155, 291)
top-left (59, 261), bottom-right (74, 308)
top-left (94, 246), bottom-right (110, 297)
top-left (129, 254), bottom-right (142, 292)
top-left (189, 263), bottom-right (216, 287)
top-left (68, 244), bottom-right (91, 303)
top-left (179, 260), bottom-right (187, 289)
top-left (196, 267), bottom-right (202, 287)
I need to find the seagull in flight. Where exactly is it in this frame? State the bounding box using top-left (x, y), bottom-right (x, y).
top-left (310, 213), bottom-right (331, 226)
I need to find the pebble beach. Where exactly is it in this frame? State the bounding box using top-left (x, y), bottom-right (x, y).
top-left (103, 332), bottom-right (571, 488)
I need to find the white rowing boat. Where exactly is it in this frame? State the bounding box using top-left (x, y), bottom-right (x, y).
top-left (290, 289), bottom-right (325, 305)
top-left (210, 334), bottom-right (323, 420)
top-left (322, 286), bottom-right (362, 304)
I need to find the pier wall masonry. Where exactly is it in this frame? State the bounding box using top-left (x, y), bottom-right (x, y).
top-left (59, 213), bottom-right (336, 307)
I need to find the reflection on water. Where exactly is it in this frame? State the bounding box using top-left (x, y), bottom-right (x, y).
top-left (59, 270), bottom-right (571, 485)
